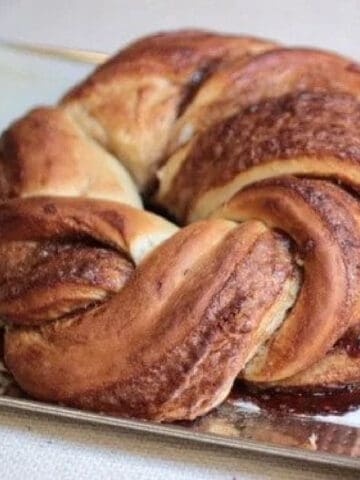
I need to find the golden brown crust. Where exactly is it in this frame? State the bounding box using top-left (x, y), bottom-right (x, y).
top-left (64, 29), bottom-right (277, 100)
top-left (214, 176), bottom-right (360, 382)
top-left (4, 220), bottom-right (297, 420)
top-left (0, 196), bottom-right (176, 327)
top-left (271, 327), bottom-right (360, 387)
top-left (0, 240), bottom-right (133, 325)
top-left (0, 196), bottom-right (177, 263)
top-left (271, 353), bottom-right (360, 388)
top-left (158, 91), bottom-right (360, 221)
top-left (0, 107), bottom-right (141, 207)
top-left (62, 30), bottom-right (276, 188)
top-left (167, 47), bottom-right (360, 154)
top-left (3, 29), bottom-right (360, 417)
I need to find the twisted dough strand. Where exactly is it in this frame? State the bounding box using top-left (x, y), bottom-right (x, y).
top-left (0, 197), bottom-right (177, 325)
top-left (4, 215), bottom-right (296, 420)
top-left (214, 176), bottom-right (360, 383)
top-left (0, 107), bottom-right (142, 207)
top-left (1, 30), bottom-right (360, 420)
top-left (158, 91), bottom-right (360, 222)
top-left (62, 29), bottom-right (277, 188)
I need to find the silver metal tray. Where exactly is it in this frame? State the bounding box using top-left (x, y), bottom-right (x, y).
top-left (1, 367), bottom-right (360, 470)
top-left (1, 41), bottom-right (360, 471)
top-left (1, 392), bottom-right (360, 470)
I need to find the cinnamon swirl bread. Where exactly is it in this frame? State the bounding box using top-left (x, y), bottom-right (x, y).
top-left (1, 29), bottom-right (360, 421)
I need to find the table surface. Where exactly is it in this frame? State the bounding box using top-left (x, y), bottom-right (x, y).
top-left (0, 1), bottom-right (360, 478)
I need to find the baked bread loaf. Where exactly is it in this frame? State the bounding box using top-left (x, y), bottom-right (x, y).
top-left (62, 30), bottom-right (277, 189)
top-left (1, 29), bottom-right (360, 421)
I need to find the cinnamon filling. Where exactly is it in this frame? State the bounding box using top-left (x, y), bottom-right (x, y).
top-left (0, 239), bottom-right (134, 325)
top-left (229, 381), bottom-right (360, 415)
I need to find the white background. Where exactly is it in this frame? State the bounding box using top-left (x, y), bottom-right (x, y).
top-left (0, 0), bottom-right (360, 58)
top-left (0, 1), bottom-right (360, 479)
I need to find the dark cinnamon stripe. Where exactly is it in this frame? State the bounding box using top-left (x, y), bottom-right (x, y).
top-left (162, 91), bottom-right (360, 220)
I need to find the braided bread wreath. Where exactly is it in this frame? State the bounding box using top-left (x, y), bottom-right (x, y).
top-left (1, 29), bottom-right (360, 422)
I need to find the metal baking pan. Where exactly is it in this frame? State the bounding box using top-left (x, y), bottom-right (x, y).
top-left (0, 41), bottom-right (360, 471)
top-left (1, 375), bottom-right (360, 470)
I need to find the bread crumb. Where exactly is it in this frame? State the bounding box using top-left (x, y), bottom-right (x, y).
top-left (308, 432), bottom-right (318, 450)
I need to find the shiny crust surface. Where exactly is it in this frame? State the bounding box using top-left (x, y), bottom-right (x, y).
top-left (0, 240), bottom-right (133, 324)
top-left (0, 196), bottom-right (177, 263)
top-left (167, 47), bottom-right (360, 154)
top-left (63, 30), bottom-right (277, 95)
top-left (2, 29), bottom-right (360, 419)
top-left (0, 197), bottom-right (177, 327)
top-left (159, 91), bottom-right (360, 221)
top-left (0, 107), bottom-right (141, 206)
top-left (62, 30), bottom-right (276, 188)
top-left (5, 220), bottom-right (297, 420)
top-left (214, 176), bottom-right (360, 382)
